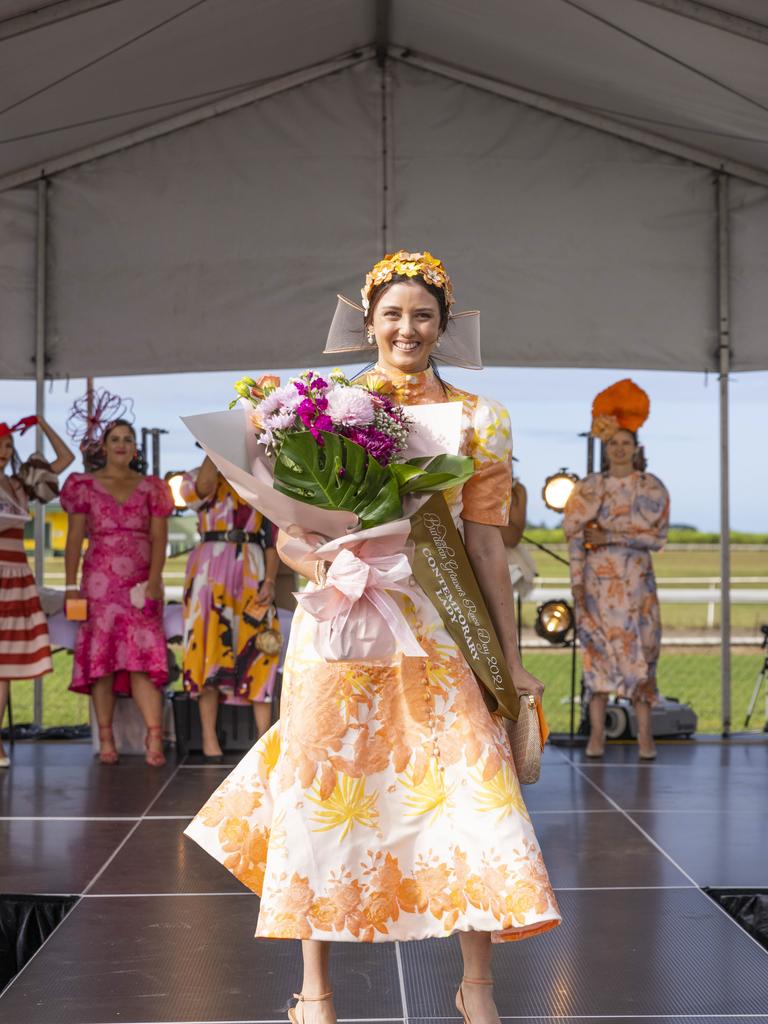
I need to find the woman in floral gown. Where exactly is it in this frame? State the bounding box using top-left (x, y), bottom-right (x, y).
top-left (564, 401), bottom-right (669, 760)
top-left (185, 253), bottom-right (561, 1024)
top-left (62, 419), bottom-right (174, 766)
top-left (181, 457), bottom-right (281, 760)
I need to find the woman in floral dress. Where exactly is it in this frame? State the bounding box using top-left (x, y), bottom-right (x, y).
top-left (186, 253), bottom-right (561, 1024)
top-left (564, 391), bottom-right (669, 760)
top-left (62, 419), bottom-right (174, 766)
top-left (181, 456), bottom-right (281, 760)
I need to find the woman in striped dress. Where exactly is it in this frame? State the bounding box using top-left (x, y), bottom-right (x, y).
top-left (0, 417), bottom-right (74, 767)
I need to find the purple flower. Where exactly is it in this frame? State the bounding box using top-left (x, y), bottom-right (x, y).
top-left (346, 426), bottom-right (397, 465)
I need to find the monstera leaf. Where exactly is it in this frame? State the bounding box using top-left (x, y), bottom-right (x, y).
top-left (274, 431), bottom-right (403, 528)
top-left (391, 454), bottom-right (474, 494)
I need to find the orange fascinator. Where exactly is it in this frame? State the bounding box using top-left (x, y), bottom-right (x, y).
top-left (591, 379), bottom-right (650, 442)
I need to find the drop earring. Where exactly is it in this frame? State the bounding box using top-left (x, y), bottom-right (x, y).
top-left (367, 327), bottom-right (375, 344)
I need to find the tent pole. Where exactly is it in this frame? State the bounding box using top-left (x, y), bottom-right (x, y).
top-left (376, 0), bottom-right (391, 253)
top-left (716, 172), bottom-right (731, 738)
top-left (33, 177), bottom-right (48, 728)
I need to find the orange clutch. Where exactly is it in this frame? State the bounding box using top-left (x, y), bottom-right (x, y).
top-left (65, 598), bottom-right (88, 621)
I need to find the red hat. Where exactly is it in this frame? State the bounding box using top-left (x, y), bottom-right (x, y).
top-left (0, 416), bottom-right (37, 439)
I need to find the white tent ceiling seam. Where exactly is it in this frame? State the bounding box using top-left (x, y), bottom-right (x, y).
top-left (396, 51), bottom-right (768, 189)
top-left (0, 1), bottom-right (127, 42)
top-left (632, 0), bottom-right (768, 45)
top-left (0, 47), bottom-right (376, 193)
top-left (2, 42), bottom-right (768, 195)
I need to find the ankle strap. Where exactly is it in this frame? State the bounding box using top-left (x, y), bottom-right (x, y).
top-left (146, 725), bottom-right (163, 734)
top-left (462, 977), bottom-right (494, 986)
top-left (98, 725), bottom-right (114, 735)
top-left (293, 992), bottom-right (333, 1002)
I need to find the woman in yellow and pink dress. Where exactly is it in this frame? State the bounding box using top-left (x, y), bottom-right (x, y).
top-left (564, 381), bottom-right (670, 760)
top-left (181, 457), bottom-right (280, 761)
top-left (185, 252), bottom-right (560, 1024)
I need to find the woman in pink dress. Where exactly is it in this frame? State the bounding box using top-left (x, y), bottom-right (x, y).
top-left (61, 419), bottom-right (174, 766)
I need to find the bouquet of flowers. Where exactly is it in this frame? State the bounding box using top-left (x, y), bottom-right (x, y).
top-left (184, 369), bottom-right (478, 664)
top-left (230, 370), bottom-right (473, 529)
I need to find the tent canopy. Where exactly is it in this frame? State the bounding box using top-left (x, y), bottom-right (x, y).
top-left (1, 0), bottom-right (767, 377)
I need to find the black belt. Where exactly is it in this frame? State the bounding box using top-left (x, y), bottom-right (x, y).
top-left (202, 529), bottom-right (262, 544)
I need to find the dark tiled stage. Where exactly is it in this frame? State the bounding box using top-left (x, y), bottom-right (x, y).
top-left (1, 740), bottom-right (767, 1023)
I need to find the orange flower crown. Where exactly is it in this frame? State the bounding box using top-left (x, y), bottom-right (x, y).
top-left (361, 250), bottom-right (454, 313)
top-left (591, 379), bottom-right (650, 442)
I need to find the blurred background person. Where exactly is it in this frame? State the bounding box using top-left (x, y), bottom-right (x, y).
top-left (564, 380), bottom-right (669, 760)
top-left (500, 473), bottom-right (536, 602)
top-left (62, 418), bottom-right (174, 766)
top-left (180, 456), bottom-right (281, 762)
top-left (0, 415), bottom-right (74, 768)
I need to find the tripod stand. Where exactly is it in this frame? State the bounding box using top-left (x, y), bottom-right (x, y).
top-left (744, 624), bottom-right (768, 731)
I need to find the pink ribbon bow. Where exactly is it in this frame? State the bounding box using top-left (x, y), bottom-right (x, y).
top-left (295, 521), bottom-right (427, 662)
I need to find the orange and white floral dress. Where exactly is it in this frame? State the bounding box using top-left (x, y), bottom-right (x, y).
top-left (185, 366), bottom-right (561, 943)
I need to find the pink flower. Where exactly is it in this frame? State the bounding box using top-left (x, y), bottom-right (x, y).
top-left (325, 386), bottom-right (375, 426)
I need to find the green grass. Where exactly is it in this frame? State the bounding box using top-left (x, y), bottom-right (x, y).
top-left (520, 647), bottom-right (767, 735)
top-left (7, 646), bottom-right (767, 737)
top-left (526, 528), bottom-right (768, 545)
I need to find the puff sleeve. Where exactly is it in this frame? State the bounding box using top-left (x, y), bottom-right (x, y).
top-left (460, 396), bottom-right (513, 527)
top-left (563, 474), bottom-right (603, 587)
top-left (603, 473), bottom-right (669, 551)
top-left (179, 469), bottom-right (208, 512)
top-left (60, 473), bottom-right (92, 516)
top-left (148, 476), bottom-right (174, 518)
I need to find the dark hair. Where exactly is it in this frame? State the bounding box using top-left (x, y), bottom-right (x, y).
top-left (1, 434), bottom-right (23, 480)
top-left (364, 274), bottom-right (450, 333)
top-left (86, 419), bottom-right (144, 473)
top-left (102, 418), bottom-right (136, 444)
top-left (363, 274), bottom-right (452, 394)
top-left (600, 430), bottom-right (647, 473)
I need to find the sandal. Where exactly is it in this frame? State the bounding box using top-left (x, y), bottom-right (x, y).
top-left (288, 991), bottom-right (334, 1024)
top-left (144, 725), bottom-right (166, 768)
top-left (456, 977), bottom-right (494, 1024)
top-left (97, 725), bottom-right (119, 765)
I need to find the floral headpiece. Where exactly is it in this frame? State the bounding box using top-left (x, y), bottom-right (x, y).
top-left (591, 379), bottom-right (650, 442)
top-left (66, 387), bottom-right (134, 450)
top-left (361, 250), bottom-right (454, 313)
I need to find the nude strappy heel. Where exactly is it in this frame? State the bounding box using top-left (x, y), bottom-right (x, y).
top-left (97, 724), bottom-right (119, 765)
top-left (287, 991), bottom-right (333, 1024)
top-left (456, 977), bottom-right (495, 1024)
top-left (144, 725), bottom-right (166, 767)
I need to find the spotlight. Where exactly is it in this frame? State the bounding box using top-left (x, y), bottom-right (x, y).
top-left (542, 469), bottom-right (578, 513)
top-left (165, 471), bottom-right (187, 510)
top-left (535, 600), bottom-right (574, 645)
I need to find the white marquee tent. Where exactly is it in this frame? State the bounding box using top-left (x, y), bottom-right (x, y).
top-left (1, 0), bottom-right (767, 731)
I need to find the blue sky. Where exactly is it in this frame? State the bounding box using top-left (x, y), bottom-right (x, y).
top-left (2, 366), bottom-right (765, 531)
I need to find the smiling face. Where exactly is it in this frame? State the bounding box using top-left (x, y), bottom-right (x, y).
top-left (370, 280), bottom-right (442, 375)
top-left (102, 422), bottom-right (137, 470)
top-left (605, 428), bottom-right (637, 472)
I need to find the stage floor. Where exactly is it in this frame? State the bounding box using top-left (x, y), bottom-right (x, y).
top-left (1, 739), bottom-right (767, 1024)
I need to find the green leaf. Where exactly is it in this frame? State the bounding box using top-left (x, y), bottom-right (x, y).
top-left (398, 454), bottom-right (475, 494)
top-left (273, 431), bottom-right (403, 527)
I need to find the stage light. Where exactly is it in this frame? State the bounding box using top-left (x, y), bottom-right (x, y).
top-left (535, 600), bottom-right (574, 646)
top-left (165, 471), bottom-right (187, 510)
top-left (542, 469), bottom-right (578, 513)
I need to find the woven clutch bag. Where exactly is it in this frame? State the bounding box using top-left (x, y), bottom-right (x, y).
top-left (508, 693), bottom-right (543, 785)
